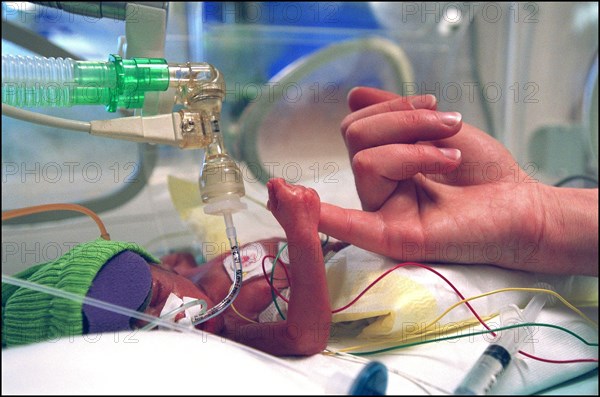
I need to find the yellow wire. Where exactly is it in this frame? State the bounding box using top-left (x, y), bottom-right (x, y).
top-left (334, 316), bottom-right (498, 354)
top-left (415, 287), bottom-right (598, 336)
top-left (231, 303), bottom-right (258, 324)
top-left (335, 287), bottom-right (598, 353)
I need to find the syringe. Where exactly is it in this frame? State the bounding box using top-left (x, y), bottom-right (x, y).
top-left (453, 291), bottom-right (549, 395)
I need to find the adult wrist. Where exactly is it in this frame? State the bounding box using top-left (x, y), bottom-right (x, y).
top-left (535, 184), bottom-right (598, 275)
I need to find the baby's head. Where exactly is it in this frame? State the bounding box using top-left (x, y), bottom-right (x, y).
top-left (2, 239), bottom-right (219, 348)
top-left (137, 261), bottom-right (222, 334)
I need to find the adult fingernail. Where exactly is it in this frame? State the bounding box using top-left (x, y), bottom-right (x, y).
top-left (411, 94), bottom-right (437, 109)
top-left (439, 111), bottom-right (462, 126)
top-left (439, 148), bottom-right (461, 160)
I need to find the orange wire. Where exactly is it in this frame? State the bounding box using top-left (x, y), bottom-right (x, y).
top-left (2, 203), bottom-right (110, 240)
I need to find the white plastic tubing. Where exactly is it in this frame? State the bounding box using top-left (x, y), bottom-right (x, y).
top-left (2, 54), bottom-right (75, 107)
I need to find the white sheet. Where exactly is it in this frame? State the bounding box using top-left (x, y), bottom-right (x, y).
top-left (2, 303), bottom-right (597, 395)
top-left (1, 331), bottom-right (323, 395)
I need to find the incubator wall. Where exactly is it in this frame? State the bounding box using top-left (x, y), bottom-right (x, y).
top-left (189, 2), bottom-right (598, 187)
top-left (191, 2), bottom-right (469, 185)
top-left (2, 2), bottom-right (598, 275)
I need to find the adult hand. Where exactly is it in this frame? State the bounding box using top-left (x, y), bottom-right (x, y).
top-left (319, 87), bottom-right (598, 275)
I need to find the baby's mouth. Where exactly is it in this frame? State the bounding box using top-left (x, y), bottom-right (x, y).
top-left (158, 293), bottom-right (207, 329)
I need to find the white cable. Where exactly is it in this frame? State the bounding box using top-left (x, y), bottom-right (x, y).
top-left (1, 274), bottom-right (204, 335)
top-left (89, 113), bottom-right (182, 145)
top-left (2, 103), bottom-right (91, 132)
top-left (2, 103), bottom-right (185, 147)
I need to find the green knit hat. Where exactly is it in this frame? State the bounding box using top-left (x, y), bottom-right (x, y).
top-left (2, 238), bottom-right (160, 347)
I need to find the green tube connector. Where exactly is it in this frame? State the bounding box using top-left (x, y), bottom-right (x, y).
top-left (73, 55), bottom-right (170, 112)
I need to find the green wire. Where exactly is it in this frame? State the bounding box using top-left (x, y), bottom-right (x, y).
top-left (270, 242), bottom-right (288, 320)
top-left (268, 239), bottom-right (597, 360)
top-left (269, 235), bottom-right (330, 320)
top-left (349, 322), bottom-right (598, 356)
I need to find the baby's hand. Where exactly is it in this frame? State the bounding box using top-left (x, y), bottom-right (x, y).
top-left (267, 178), bottom-right (320, 234)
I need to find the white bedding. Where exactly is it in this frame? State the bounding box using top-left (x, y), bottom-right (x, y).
top-left (2, 291), bottom-right (597, 395)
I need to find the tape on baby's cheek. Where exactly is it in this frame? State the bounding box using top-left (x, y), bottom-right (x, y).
top-left (223, 242), bottom-right (279, 282)
top-left (159, 293), bottom-right (206, 329)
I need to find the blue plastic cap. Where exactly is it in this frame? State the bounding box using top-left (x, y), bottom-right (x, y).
top-left (349, 361), bottom-right (388, 395)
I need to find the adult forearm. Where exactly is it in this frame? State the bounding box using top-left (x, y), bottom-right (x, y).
top-left (538, 186), bottom-right (598, 276)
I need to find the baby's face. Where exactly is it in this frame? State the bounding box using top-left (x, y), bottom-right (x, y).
top-left (135, 264), bottom-right (223, 334)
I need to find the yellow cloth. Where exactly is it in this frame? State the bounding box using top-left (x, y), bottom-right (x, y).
top-left (326, 245), bottom-right (598, 340)
top-left (167, 175), bottom-right (282, 261)
top-left (326, 246), bottom-right (437, 339)
top-left (167, 175), bottom-right (228, 261)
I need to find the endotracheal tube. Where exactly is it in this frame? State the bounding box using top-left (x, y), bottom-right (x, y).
top-left (143, 119), bottom-right (247, 331)
top-left (188, 214), bottom-right (244, 327)
top-left (192, 116), bottom-right (247, 326)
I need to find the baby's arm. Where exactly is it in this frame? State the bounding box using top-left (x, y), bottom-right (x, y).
top-left (230, 178), bottom-right (332, 356)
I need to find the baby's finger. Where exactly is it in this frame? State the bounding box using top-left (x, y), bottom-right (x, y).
top-left (352, 144), bottom-right (461, 211)
top-left (344, 109), bottom-right (462, 160)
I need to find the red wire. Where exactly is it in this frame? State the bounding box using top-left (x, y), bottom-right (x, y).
top-left (263, 255), bottom-right (292, 287)
top-left (331, 262), bottom-right (487, 318)
top-left (518, 350), bottom-right (598, 364)
top-left (331, 264), bottom-right (400, 313)
top-left (260, 254), bottom-right (597, 364)
top-left (394, 263), bottom-right (597, 364)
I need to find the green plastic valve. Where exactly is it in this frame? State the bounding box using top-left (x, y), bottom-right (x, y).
top-left (74, 54), bottom-right (170, 111)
